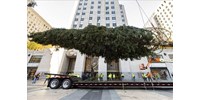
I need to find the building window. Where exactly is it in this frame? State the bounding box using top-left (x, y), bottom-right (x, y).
top-left (112, 17), bottom-right (116, 20)
top-left (106, 23), bottom-right (110, 27)
top-left (91, 6), bottom-right (94, 9)
top-left (106, 2), bottom-right (109, 4)
top-left (97, 11), bottom-right (101, 14)
top-left (111, 6), bottom-right (115, 9)
top-left (97, 23), bottom-right (100, 26)
top-left (75, 18), bottom-right (78, 21)
top-left (111, 11), bottom-right (115, 14)
top-left (88, 23), bottom-right (92, 25)
top-left (113, 23), bottom-right (117, 27)
top-left (83, 7), bottom-right (86, 10)
top-left (82, 12), bottom-right (85, 15)
top-left (73, 24), bottom-right (77, 28)
top-left (106, 6), bottom-right (109, 10)
top-left (98, 1), bottom-right (101, 4)
top-left (28, 55), bottom-right (43, 63)
top-left (122, 19), bottom-right (125, 22)
top-left (98, 6), bottom-right (101, 9)
top-left (79, 24), bottom-right (83, 28)
top-left (91, 1), bottom-right (94, 4)
top-left (97, 16), bottom-right (101, 20)
top-left (121, 15), bottom-right (124, 17)
top-left (78, 8), bottom-right (81, 10)
top-left (106, 11), bottom-right (109, 14)
top-left (76, 13), bottom-right (80, 15)
top-left (89, 17), bottom-right (92, 20)
top-left (81, 18), bottom-right (84, 21)
top-left (111, 1), bottom-right (114, 4)
top-left (106, 17), bottom-right (110, 20)
top-left (84, 3), bottom-right (87, 5)
top-left (90, 11), bottom-right (93, 14)
top-left (79, 3), bottom-right (82, 6)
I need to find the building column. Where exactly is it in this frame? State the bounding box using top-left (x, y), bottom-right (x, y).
top-left (49, 48), bottom-right (65, 74)
top-left (98, 57), bottom-right (107, 81)
top-left (74, 50), bottom-right (86, 77)
top-left (119, 59), bottom-right (132, 81)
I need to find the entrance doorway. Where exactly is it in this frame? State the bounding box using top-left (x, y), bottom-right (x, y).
top-left (83, 56), bottom-right (98, 81)
top-left (107, 61), bottom-right (120, 81)
top-left (27, 67), bottom-right (38, 80)
top-left (67, 58), bottom-right (76, 74)
top-left (150, 67), bottom-right (171, 81)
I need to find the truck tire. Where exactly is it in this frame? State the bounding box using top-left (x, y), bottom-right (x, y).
top-left (49, 79), bottom-right (60, 89)
top-left (62, 79), bottom-right (72, 89)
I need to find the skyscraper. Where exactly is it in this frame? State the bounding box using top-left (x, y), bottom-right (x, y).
top-left (71, 0), bottom-right (128, 29)
top-left (144, 0), bottom-right (173, 38)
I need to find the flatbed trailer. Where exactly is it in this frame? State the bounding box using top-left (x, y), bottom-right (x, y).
top-left (46, 73), bottom-right (173, 89)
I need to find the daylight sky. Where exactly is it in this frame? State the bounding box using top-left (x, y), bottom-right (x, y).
top-left (33, 0), bottom-right (163, 28)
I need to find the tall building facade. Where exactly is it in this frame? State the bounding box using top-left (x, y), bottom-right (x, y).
top-left (71, 0), bottom-right (128, 29)
top-left (27, 7), bottom-right (52, 79)
top-left (27, 7), bottom-right (52, 34)
top-left (49, 0), bottom-right (173, 82)
top-left (144, 0), bottom-right (173, 38)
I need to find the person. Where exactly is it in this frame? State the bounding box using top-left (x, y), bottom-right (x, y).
top-left (155, 73), bottom-right (160, 81)
top-left (99, 73), bottom-right (104, 81)
top-left (108, 73), bottom-right (112, 81)
top-left (32, 74), bottom-right (38, 84)
top-left (132, 73), bottom-right (135, 82)
top-left (121, 73), bottom-right (124, 81)
top-left (146, 72), bottom-right (153, 82)
top-left (163, 71), bottom-right (167, 80)
top-left (44, 74), bottom-right (51, 84)
top-left (36, 73), bottom-right (40, 80)
top-left (142, 73), bottom-right (147, 82)
top-left (113, 74), bottom-right (116, 81)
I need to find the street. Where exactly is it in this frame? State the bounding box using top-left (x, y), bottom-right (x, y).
top-left (27, 80), bottom-right (173, 100)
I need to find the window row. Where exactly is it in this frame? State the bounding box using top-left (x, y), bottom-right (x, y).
top-left (74, 17), bottom-right (117, 22)
top-left (73, 23), bottom-right (117, 28)
top-left (78, 6), bottom-right (115, 10)
top-left (79, 1), bottom-right (114, 5)
top-left (76, 11), bottom-right (116, 15)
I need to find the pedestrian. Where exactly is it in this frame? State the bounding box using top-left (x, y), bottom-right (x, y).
top-left (147, 72), bottom-right (153, 82)
top-left (155, 73), bottom-right (160, 81)
top-left (44, 74), bottom-right (51, 84)
top-left (108, 73), bottom-right (112, 81)
top-left (36, 73), bottom-right (40, 80)
top-left (99, 73), bottom-right (104, 81)
top-left (142, 73), bottom-right (147, 82)
top-left (121, 73), bottom-right (124, 81)
top-left (132, 73), bottom-right (135, 82)
top-left (163, 71), bottom-right (167, 80)
top-left (113, 74), bottom-right (116, 81)
top-left (32, 74), bottom-right (37, 84)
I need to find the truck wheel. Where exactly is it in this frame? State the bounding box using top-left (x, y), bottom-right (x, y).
top-left (49, 79), bottom-right (60, 89)
top-left (62, 79), bottom-right (72, 89)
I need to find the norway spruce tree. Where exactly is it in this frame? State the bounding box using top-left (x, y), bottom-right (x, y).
top-left (29, 25), bottom-right (156, 63)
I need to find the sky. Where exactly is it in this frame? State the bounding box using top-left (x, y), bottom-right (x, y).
top-left (33, 0), bottom-right (163, 28)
